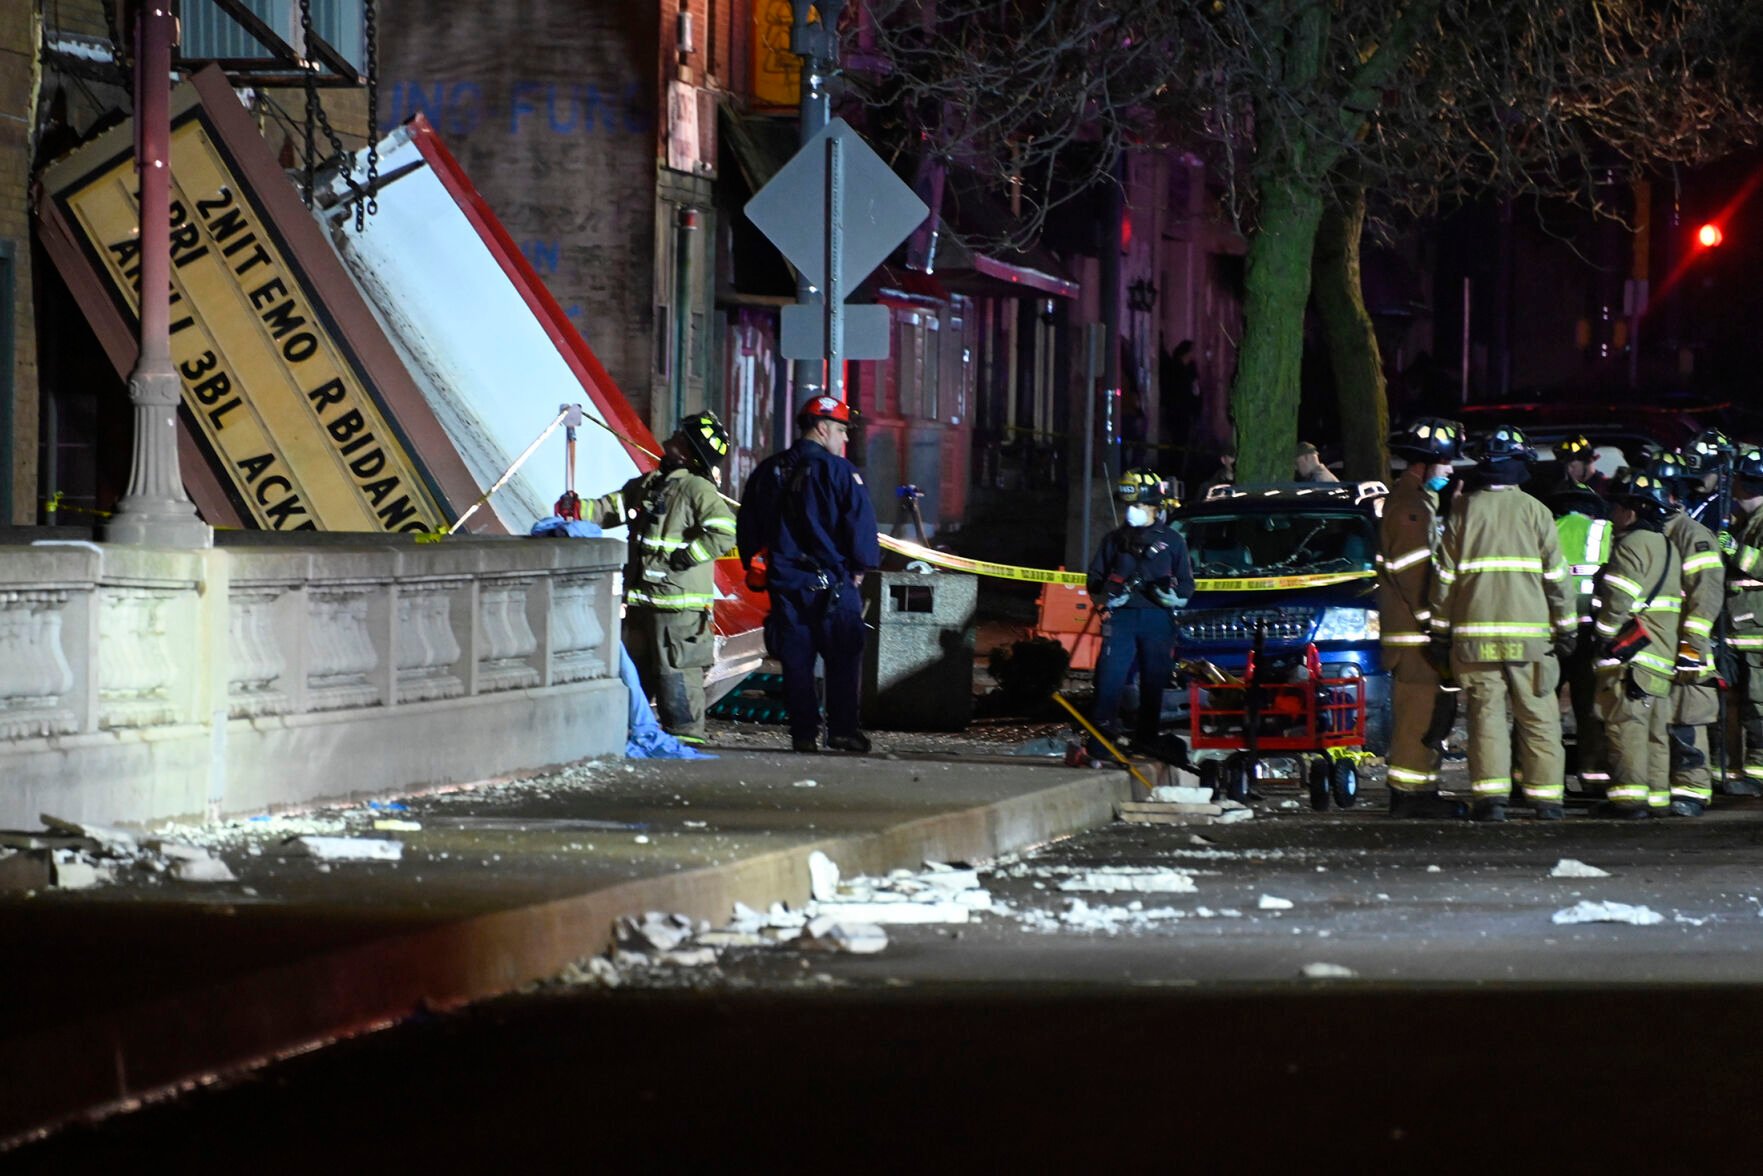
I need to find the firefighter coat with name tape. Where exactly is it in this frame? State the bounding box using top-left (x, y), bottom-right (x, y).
top-left (1593, 525), bottom-right (1682, 697)
top-left (587, 466), bottom-right (736, 612)
top-left (1428, 483), bottom-right (1575, 663)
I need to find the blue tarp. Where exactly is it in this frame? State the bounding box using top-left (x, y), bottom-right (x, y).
top-left (530, 516), bottom-right (603, 538)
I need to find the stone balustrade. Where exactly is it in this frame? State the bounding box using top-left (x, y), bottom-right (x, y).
top-left (0, 535), bottom-right (626, 828)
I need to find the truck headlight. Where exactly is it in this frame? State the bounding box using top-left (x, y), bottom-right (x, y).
top-left (1314, 607), bottom-right (1378, 642)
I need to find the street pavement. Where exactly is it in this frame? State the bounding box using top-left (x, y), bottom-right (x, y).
top-left (9, 717), bottom-right (1763, 1169)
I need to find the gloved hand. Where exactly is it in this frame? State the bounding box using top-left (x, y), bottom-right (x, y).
top-left (1553, 630), bottom-right (1579, 660)
top-left (1718, 530), bottom-right (1737, 557)
top-left (1147, 579), bottom-right (1187, 609)
top-left (1675, 641), bottom-right (1706, 685)
top-left (1103, 592), bottom-right (1134, 611)
top-left (668, 548), bottom-right (698, 573)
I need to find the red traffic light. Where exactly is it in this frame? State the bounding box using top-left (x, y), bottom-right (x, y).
top-left (1696, 222), bottom-right (1724, 249)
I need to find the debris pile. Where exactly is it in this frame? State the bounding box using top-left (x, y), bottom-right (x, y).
top-left (1551, 900), bottom-right (1664, 927)
top-left (0, 815), bottom-right (237, 892)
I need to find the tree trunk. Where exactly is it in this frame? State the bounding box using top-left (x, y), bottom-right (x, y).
top-left (1229, 181), bottom-right (1324, 484)
top-left (1312, 186), bottom-right (1389, 483)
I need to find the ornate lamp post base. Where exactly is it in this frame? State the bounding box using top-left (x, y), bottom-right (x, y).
top-left (102, 369), bottom-right (212, 548)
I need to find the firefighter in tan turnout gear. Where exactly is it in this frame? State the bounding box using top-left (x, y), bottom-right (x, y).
top-left (1651, 452), bottom-right (1726, 816)
top-left (1378, 418), bottom-right (1469, 819)
top-left (587, 411), bottom-right (737, 741)
top-left (1547, 483), bottom-right (1611, 795)
top-left (1428, 425), bottom-right (1577, 822)
top-left (1588, 472), bottom-right (1684, 818)
top-left (1726, 446), bottom-right (1763, 793)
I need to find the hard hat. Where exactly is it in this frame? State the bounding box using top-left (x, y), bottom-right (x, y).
top-left (1391, 417), bottom-right (1463, 463)
top-left (677, 410), bottom-right (731, 473)
top-left (1682, 428), bottom-right (1735, 473)
top-left (1468, 424), bottom-right (1538, 463)
top-left (1116, 467), bottom-right (1166, 505)
top-left (798, 394), bottom-right (855, 426)
top-left (1612, 469), bottom-right (1672, 522)
top-left (1649, 450), bottom-right (1695, 487)
top-left (1552, 434), bottom-right (1595, 462)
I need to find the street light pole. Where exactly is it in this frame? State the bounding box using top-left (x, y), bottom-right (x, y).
top-left (104, 2), bottom-right (211, 548)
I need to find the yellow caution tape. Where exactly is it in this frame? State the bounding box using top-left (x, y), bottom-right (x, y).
top-left (879, 535), bottom-right (1374, 593)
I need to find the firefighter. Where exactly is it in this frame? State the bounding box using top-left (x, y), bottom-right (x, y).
top-left (1086, 468), bottom-right (1195, 759)
top-left (1723, 446), bottom-right (1763, 794)
top-left (736, 395), bottom-right (881, 754)
top-left (586, 411), bottom-right (737, 742)
top-left (1682, 427), bottom-right (1736, 538)
top-left (1589, 471), bottom-right (1684, 818)
top-left (1651, 452), bottom-right (1725, 816)
top-left (1546, 483), bottom-right (1613, 795)
top-left (1379, 417), bottom-right (1469, 819)
top-left (1551, 435), bottom-right (1610, 502)
top-left (1428, 425), bottom-right (1577, 821)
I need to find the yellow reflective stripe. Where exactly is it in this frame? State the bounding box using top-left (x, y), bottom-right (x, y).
top-left (627, 589), bottom-right (715, 609)
top-left (1633, 650), bottom-right (1676, 675)
top-left (1586, 520), bottom-right (1611, 558)
top-left (1454, 622), bottom-right (1548, 637)
top-left (1684, 551), bottom-right (1724, 573)
top-left (1606, 785), bottom-right (1648, 803)
top-left (1387, 766), bottom-right (1437, 785)
top-left (1684, 617), bottom-right (1714, 637)
top-left (1435, 568), bottom-right (1457, 585)
top-left (687, 539), bottom-right (710, 561)
top-left (1604, 573), bottom-right (1643, 598)
top-left (1728, 635), bottom-right (1763, 649)
top-left (1382, 634), bottom-right (1431, 646)
top-left (1386, 547), bottom-right (1431, 572)
top-left (1471, 778), bottom-right (1512, 796)
top-left (702, 516), bottom-right (737, 533)
top-left (638, 535), bottom-right (689, 551)
top-left (1639, 596), bottom-right (1682, 613)
top-left (1739, 546), bottom-right (1761, 573)
top-left (1525, 784), bottom-right (1565, 803)
top-left (1458, 557), bottom-right (1544, 573)
top-left (1543, 565), bottom-right (1567, 582)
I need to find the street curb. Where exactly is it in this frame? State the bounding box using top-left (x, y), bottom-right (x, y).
top-left (0, 769), bottom-right (1130, 1148)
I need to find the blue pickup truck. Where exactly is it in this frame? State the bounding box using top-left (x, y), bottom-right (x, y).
top-left (1133, 481), bottom-right (1392, 757)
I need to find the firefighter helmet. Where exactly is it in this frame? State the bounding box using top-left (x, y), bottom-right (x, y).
top-left (1391, 417), bottom-right (1463, 463)
top-left (797, 394), bottom-right (856, 427)
top-left (677, 411), bottom-right (732, 474)
top-left (1552, 434), bottom-right (1597, 464)
top-left (1468, 424), bottom-right (1538, 463)
top-left (1682, 428), bottom-right (1735, 473)
top-left (1546, 484), bottom-right (1605, 519)
top-left (1612, 470), bottom-right (1672, 523)
top-left (1116, 468), bottom-right (1167, 505)
top-left (1649, 449), bottom-right (1695, 488)
top-left (1735, 446), bottom-right (1763, 484)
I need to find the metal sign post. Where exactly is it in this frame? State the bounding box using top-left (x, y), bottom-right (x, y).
top-left (824, 131), bottom-right (844, 401)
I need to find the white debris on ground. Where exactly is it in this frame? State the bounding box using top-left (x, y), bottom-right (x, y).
top-left (276, 836), bottom-right (404, 862)
top-left (1549, 858), bottom-right (1611, 879)
top-left (1299, 962), bottom-right (1358, 979)
top-left (0, 815), bottom-right (239, 893)
top-left (1258, 894), bottom-right (1295, 911)
top-left (1056, 867), bottom-right (1198, 895)
top-left (1148, 785), bottom-right (1212, 805)
top-left (1551, 900), bottom-right (1664, 926)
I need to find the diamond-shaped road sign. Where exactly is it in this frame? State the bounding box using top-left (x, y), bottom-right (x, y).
top-left (744, 117), bottom-right (929, 297)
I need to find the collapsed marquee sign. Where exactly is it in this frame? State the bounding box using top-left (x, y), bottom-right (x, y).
top-left (37, 67), bottom-right (485, 534)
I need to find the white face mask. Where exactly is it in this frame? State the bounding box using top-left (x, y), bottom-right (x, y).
top-left (1125, 504), bottom-right (1155, 528)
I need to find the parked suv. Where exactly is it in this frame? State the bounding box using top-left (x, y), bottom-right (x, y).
top-left (1136, 481), bottom-right (1391, 755)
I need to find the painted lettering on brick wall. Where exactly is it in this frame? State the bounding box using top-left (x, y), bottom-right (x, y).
top-left (61, 112), bottom-right (445, 533)
top-left (381, 80), bottom-right (653, 137)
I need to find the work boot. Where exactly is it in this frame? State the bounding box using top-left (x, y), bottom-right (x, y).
top-left (826, 731), bottom-right (872, 754)
top-left (1667, 798), bottom-right (1706, 818)
top-left (792, 736), bottom-right (820, 754)
top-left (1388, 790), bottom-right (1468, 820)
top-left (1470, 800), bottom-right (1507, 823)
top-left (1717, 777), bottom-right (1763, 797)
top-left (1589, 801), bottom-right (1650, 820)
top-left (1532, 803), bottom-right (1565, 821)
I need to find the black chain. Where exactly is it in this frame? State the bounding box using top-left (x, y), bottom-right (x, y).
top-left (365, 0), bottom-right (379, 220)
top-left (297, 0), bottom-right (368, 226)
top-left (99, 0), bottom-right (128, 73)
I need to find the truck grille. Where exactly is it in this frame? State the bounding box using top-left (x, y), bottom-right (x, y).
top-left (1177, 606), bottom-right (1314, 645)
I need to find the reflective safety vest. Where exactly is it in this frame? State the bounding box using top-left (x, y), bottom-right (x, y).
top-left (587, 466), bottom-right (737, 612)
top-left (1430, 483), bottom-right (1576, 663)
top-left (1555, 511), bottom-right (1612, 627)
top-left (1594, 525), bottom-right (1683, 693)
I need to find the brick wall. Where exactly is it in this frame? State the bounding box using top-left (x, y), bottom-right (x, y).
top-left (1, 4), bottom-right (37, 523)
top-left (377, 1), bottom-right (661, 425)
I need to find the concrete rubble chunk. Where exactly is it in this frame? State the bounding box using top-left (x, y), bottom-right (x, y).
top-left (658, 947), bottom-right (720, 967)
top-left (1058, 869), bottom-right (1198, 895)
top-left (1549, 858), bottom-right (1611, 879)
top-left (277, 836), bottom-right (404, 862)
top-left (1300, 962), bottom-right (1358, 979)
top-left (616, 912), bottom-right (696, 953)
top-left (1258, 894), bottom-right (1294, 911)
top-left (1149, 785), bottom-right (1214, 805)
top-left (1551, 900), bottom-right (1663, 926)
top-left (50, 853), bottom-right (110, 890)
top-left (171, 856), bottom-right (237, 883)
top-left (145, 839), bottom-right (212, 862)
top-left (800, 916), bottom-right (889, 953)
top-left (0, 831), bottom-right (100, 853)
top-left (0, 848), bottom-right (52, 892)
top-left (808, 851), bottom-right (841, 902)
top-left (41, 815), bottom-right (137, 855)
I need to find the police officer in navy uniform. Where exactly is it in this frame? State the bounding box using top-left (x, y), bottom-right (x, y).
top-left (738, 395), bottom-right (882, 754)
top-left (1086, 468), bottom-right (1195, 758)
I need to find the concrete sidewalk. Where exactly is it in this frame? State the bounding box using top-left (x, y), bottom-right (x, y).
top-left (0, 739), bottom-right (1124, 1144)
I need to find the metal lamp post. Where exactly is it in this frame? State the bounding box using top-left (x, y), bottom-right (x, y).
top-left (103, 1), bottom-right (211, 548)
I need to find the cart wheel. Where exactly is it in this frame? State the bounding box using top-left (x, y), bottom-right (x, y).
top-left (1221, 755), bottom-right (1250, 805)
top-left (1330, 758), bottom-right (1359, 809)
top-left (1307, 757), bottom-right (1331, 812)
top-left (1198, 760), bottom-right (1221, 800)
